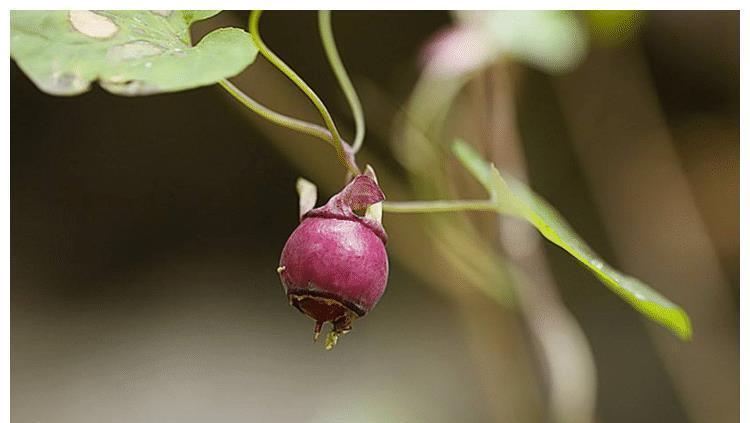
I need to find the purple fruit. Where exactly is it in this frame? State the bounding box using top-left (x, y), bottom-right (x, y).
top-left (277, 174), bottom-right (388, 348)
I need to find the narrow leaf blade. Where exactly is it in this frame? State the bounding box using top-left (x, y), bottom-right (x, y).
top-left (453, 140), bottom-right (692, 340)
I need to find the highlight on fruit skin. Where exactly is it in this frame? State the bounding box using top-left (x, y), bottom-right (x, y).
top-left (277, 171), bottom-right (388, 349)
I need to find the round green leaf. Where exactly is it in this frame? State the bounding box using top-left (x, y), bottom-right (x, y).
top-left (11, 10), bottom-right (258, 96)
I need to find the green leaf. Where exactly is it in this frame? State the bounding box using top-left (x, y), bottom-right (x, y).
top-left (10, 10), bottom-right (257, 96)
top-left (452, 140), bottom-right (692, 340)
top-left (584, 10), bottom-right (645, 46)
top-left (454, 11), bottom-right (588, 74)
top-left (180, 10), bottom-right (222, 26)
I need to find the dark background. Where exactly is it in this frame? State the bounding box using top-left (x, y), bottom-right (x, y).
top-left (11, 11), bottom-right (738, 423)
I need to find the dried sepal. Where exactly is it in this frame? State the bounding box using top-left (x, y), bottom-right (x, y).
top-left (363, 165), bottom-right (383, 224)
top-left (296, 177), bottom-right (318, 219)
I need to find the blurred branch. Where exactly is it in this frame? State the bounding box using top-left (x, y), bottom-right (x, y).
top-left (476, 64), bottom-right (596, 423)
top-left (387, 49), bottom-right (598, 419)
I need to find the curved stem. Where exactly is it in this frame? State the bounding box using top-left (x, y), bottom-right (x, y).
top-left (219, 79), bottom-right (333, 143)
top-left (382, 199), bottom-right (498, 213)
top-left (249, 10), bottom-right (359, 175)
top-left (318, 10), bottom-right (366, 153)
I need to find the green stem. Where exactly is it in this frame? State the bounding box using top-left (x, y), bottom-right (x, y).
top-left (318, 10), bottom-right (366, 154)
top-left (382, 199), bottom-right (498, 213)
top-left (249, 10), bottom-right (359, 175)
top-left (219, 79), bottom-right (333, 143)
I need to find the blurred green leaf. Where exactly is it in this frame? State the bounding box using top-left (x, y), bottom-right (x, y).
top-left (454, 11), bottom-right (588, 74)
top-left (11, 10), bottom-right (257, 96)
top-left (584, 10), bottom-right (645, 46)
top-left (453, 140), bottom-right (692, 340)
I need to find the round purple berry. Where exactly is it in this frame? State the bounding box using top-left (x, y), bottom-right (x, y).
top-left (277, 174), bottom-right (388, 348)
